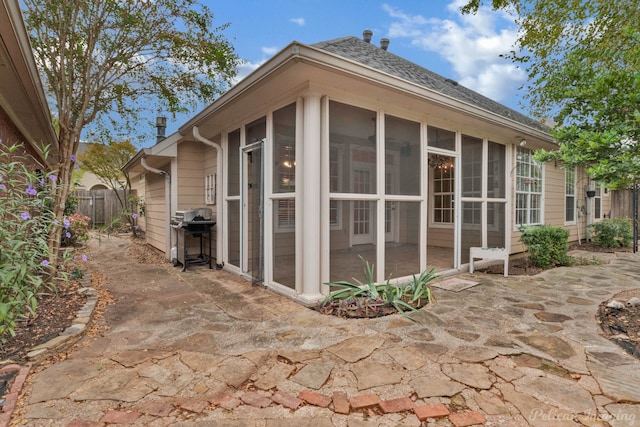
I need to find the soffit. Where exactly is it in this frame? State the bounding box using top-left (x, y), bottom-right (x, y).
top-left (0, 0), bottom-right (58, 165)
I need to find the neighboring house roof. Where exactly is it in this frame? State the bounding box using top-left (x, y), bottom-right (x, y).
top-left (0, 0), bottom-right (58, 166)
top-left (312, 36), bottom-right (548, 134)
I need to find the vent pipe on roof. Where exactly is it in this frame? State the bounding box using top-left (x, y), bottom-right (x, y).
top-left (363, 29), bottom-right (373, 43)
top-left (380, 38), bottom-right (390, 50)
top-left (156, 116), bottom-right (167, 143)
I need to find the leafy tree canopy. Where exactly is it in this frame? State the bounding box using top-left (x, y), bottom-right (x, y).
top-left (461, 0), bottom-right (640, 189)
top-left (79, 141), bottom-right (137, 190)
top-left (22, 0), bottom-right (239, 265)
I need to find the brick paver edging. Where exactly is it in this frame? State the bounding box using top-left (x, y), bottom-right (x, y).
top-left (205, 389), bottom-right (487, 425)
top-left (0, 364), bottom-right (31, 427)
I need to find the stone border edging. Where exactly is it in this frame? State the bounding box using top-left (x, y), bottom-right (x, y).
top-left (0, 277), bottom-right (98, 426)
top-left (25, 280), bottom-right (98, 362)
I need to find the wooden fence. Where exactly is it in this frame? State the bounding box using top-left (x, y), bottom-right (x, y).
top-left (611, 189), bottom-right (639, 220)
top-left (72, 189), bottom-right (130, 228)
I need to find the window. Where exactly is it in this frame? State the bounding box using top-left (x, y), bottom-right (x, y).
top-left (427, 126), bottom-right (456, 151)
top-left (461, 135), bottom-right (482, 198)
top-left (276, 199), bottom-right (295, 229)
top-left (386, 115), bottom-right (420, 195)
top-left (329, 147), bottom-right (342, 227)
top-left (431, 154), bottom-right (455, 224)
top-left (273, 103), bottom-right (296, 193)
top-left (594, 182), bottom-right (602, 220)
top-left (205, 174), bottom-right (216, 205)
top-left (329, 101), bottom-right (377, 193)
top-left (565, 167), bottom-right (576, 223)
top-left (515, 146), bottom-right (543, 226)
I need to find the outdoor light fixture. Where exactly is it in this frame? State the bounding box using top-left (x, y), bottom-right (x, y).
top-left (519, 139), bottom-right (527, 146)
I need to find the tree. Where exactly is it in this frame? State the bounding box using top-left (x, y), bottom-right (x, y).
top-left (79, 140), bottom-right (139, 235)
top-left (461, 0), bottom-right (640, 189)
top-left (23, 0), bottom-right (239, 269)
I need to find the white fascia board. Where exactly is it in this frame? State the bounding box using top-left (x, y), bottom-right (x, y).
top-left (179, 42), bottom-right (304, 133)
top-left (148, 132), bottom-right (179, 157)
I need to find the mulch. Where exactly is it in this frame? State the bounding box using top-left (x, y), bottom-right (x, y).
top-left (0, 279), bottom-right (86, 365)
top-left (597, 289), bottom-right (640, 360)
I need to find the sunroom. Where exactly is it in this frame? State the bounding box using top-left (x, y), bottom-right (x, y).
top-left (130, 34), bottom-right (559, 304)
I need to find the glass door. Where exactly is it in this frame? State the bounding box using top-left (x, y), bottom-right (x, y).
top-left (241, 140), bottom-right (264, 284)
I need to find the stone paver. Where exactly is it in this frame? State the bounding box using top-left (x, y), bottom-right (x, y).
top-left (442, 363), bottom-right (495, 390)
top-left (290, 360), bottom-right (334, 389)
top-left (411, 376), bottom-right (466, 398)
top-left (350, 359), bottom-right (402, 390)
top-left (10, 236), bottom-right (640, 427)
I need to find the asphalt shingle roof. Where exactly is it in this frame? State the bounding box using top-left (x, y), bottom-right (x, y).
top-left (313, 36), bottom-right (549, 134)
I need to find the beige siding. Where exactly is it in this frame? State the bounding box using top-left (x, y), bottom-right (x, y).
top-left (510, 163), bottom-right (613, 254)
top-left (145, 171), bottom-right (167, 252)
top-left (177, 141), bottom-right (204, 209)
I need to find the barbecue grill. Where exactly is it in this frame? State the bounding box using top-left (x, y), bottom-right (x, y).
top-left (170, 208), bottom-right (215, 271)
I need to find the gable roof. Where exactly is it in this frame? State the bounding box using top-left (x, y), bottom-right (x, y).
top-left (313, 36), bottom-right (549, 134)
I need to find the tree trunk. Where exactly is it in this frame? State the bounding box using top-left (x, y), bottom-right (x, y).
top-left (47, 126), bottom-right (79, 271)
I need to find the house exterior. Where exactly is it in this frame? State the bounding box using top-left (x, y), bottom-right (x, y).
top-left (74, 142), bottom-right (109, 190)
top-left (0, 0), bottom-right (58, 169)
top-left (123, 32), bottom-right (610, 304)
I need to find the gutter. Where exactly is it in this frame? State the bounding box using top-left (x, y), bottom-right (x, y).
top-left (193, 126), bottom-right (224, 269)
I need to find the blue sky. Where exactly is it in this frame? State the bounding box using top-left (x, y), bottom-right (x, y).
top-left (160, 0), bottom-right (528, 140)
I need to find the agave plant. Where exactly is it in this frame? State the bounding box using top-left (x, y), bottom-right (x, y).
top-left (322, 256), bottom-right (437, 321)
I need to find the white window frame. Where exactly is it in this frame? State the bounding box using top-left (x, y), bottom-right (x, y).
top-left (430, 156), bottom-right (455, 227)
top-left (515, 146), bottom-right (543, 227)
top-left (205, 173), bottom-right (216, 205)
top-left (565, 167), bottom-right (576, 224)
top-left (594, 182), bottom-right (602, 221)
top-left (329, 147), bottom-right (343, 230)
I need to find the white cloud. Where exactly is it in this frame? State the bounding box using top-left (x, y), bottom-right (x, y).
top-left (234, 59), bottom-right (265, 84)
top-left (290, 17), bottom-right (305, 26)
top-left (262, 46), bottom-right (279, 56)
top-left (383, 1), bottom-right (525, 103)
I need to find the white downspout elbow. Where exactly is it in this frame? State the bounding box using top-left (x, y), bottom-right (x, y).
top-left (193, 126), bottom-right (224, 268)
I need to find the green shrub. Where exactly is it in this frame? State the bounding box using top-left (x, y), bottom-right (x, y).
top-left (519, 225), bottom-right (571, 269)
top-left (61, 213), bottom-right (91, 247)
top-left (0, 143), bottom-right (56, 339)
top-left (591, 218), bottom-right (633, 248)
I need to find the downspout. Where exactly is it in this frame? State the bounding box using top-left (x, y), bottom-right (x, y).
top-left (141, 157), bottom-right (172, 257)
top-left (193, 126), bottom-right (224, 269)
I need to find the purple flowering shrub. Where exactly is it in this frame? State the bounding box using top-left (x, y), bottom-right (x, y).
top-left (0, 143), bottom-right (57, 338)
